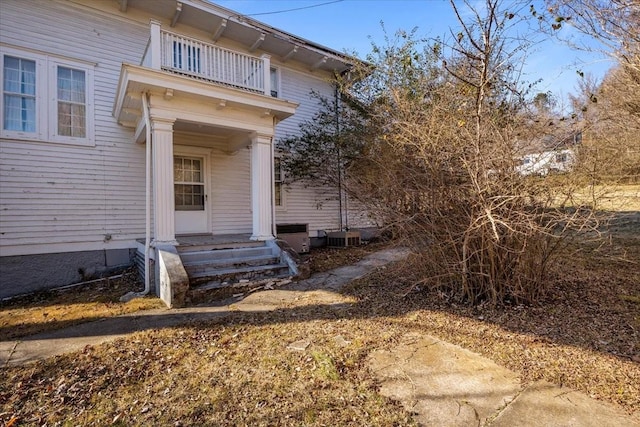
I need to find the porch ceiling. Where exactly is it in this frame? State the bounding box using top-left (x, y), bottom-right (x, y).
top-left (113, 64), bottom-right (298, 138)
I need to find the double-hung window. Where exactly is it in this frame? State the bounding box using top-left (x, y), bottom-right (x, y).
top-left (56, 66), bottom-right (86, 138)
top-left (1, 46), bottom-right (94, 145)
top-left (3, 56), bottom-right (37, 133)
top-left (270, 67), bottom-right (279, 98)
top-left (274, 156), bottom-right (284, 207)
top-left (555, 152), bottom-right (568, 163)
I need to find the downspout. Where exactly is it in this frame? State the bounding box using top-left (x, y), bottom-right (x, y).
top-left (120, 92), bottom-right (152, 302)
top-left (142, 92), bottom-right (152, 295)
top-left (335, 83), bottom-right (343, 231)
top-left (271, 133), bottom-right (277, 239)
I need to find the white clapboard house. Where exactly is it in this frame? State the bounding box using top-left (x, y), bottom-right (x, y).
top-left (0, 0), bottom-right (370, 304)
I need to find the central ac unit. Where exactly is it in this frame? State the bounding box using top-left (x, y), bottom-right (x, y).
top-left (327, 231), bottom-right (361, 248)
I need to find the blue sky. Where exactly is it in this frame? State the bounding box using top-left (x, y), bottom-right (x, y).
top-left (215, 0), bottom-right (613, 106)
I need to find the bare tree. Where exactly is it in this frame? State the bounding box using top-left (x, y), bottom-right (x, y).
top-left (546, 0), bottom-right (640, 183)
top-left (285, 0), bottom-right (607, 305)
top-left (350, 0), bottom-right (603, 304)
top-left (545, 0), bottom-right (640, 74)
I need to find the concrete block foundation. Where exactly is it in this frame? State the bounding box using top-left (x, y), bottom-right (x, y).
top-left (0, 248), bottom-right (136, 299)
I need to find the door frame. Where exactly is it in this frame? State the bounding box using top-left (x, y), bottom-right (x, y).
top-left (173, 145), bottom-right (213, 235)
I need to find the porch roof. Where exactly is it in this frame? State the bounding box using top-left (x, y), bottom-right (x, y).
top-left (113, 63), bottom-right (299, 137)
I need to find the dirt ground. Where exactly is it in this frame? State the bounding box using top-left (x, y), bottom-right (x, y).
top-left (0, 269), bottom-right (164, 341)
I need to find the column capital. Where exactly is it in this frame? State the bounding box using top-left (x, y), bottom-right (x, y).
top-left (250, 132), bottom-right (273, 144)
top-left (150, 116), bottom-right (176, 132)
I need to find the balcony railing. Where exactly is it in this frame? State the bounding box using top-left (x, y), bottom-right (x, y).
top-left (142, 21), bottom-right (271, 96)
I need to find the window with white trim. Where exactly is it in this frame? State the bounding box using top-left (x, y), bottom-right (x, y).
top-left (1, 46), bottom-right (94, 145)
top-left (274, 156), bottom-right (284, 207)
top-left (270, 67), bottom-right (279, 98)
top-left (555, 152), bottom-right (568, 163)
top-left (3, 55), bottom-right (36, 132)
top-left (56, 66), bottom-right (86, 138)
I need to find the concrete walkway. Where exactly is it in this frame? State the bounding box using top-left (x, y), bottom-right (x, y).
top-left (1, 247), bottom-right (638, 426)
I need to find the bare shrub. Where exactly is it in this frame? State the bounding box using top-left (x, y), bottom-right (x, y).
top-left (282, 0), bottom-right (606, 305)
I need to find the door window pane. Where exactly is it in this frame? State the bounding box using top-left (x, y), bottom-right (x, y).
top-left (174, 184), bottom-right (205, 211)
top-left (174, 156), bottom-right (205, 211)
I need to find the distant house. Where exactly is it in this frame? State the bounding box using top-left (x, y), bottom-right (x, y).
top-left (0, 0), bottom-right (370, 303)
top-left (516, 131), bottom-right (581, 176)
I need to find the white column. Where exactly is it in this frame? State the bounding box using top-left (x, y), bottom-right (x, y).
top-left (261, 54), bottom-right (271, 96)
top-left (151, 117), bottom-right (178, 245)
top-left (150, 20), bottom-right (162, 70)
top-left (250, 133), bottom-right (274, 241)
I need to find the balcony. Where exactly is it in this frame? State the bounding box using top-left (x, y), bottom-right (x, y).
top-left (113, 21), bottom-right (297, 134)
top-left (141, 21), bottom-right (272, 96)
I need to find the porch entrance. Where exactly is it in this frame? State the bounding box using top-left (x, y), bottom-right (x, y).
top-left (174, 155), bottom-right (208, 234)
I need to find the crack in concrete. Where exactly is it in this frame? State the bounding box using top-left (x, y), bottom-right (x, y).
top-left (484, 386), bottom-right (526, 426)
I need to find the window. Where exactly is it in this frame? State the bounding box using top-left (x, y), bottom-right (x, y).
top-left (174, 156), bottom-right (205, 211)
top-left (56, 66), bottom-right (86, 138)
top-left (3, 56), bottom-right (36, 132)
top-left (270, 67), bottom-right (279, 98)
top-left (274, 156), bottom-right (283, 207)
top-left (0, 46), bottom-right (94, 145)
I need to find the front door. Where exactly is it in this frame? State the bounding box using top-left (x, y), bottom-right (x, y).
top-left (174, 155), bottom-right (208, 234)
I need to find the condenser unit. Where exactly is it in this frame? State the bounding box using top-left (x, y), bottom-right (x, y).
top-left (276, 223), bottom-right (310, 253)
top-left (327, 231), bottom-right (361, 248)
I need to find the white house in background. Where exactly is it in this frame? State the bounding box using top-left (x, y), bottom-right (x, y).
top-left (0, 0), bottom-right (370, 303)
top-left (516, 148), bottom-right (575, 176)
top-left (516, 132), bottom-right (581, 176)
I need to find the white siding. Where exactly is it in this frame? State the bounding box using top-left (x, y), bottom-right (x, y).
top-left (0, 0), bottom-right (371, 258)
top-left (275, 67), bottom-right (334, 140)
top-left (277, 182), bottom-right (342, 234)
top-left (0, 0), bottom-right (149, 256)
top-left (209, 147), bottom-right (253, 234)
top-left (273, 67), bottom-right (373, 235)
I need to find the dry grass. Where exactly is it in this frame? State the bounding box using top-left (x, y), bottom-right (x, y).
top-left (1, 222), bottom-right (638, 425)
top-left (0, 270), bottom-right (164, 341)
top-left (338, 214), bottom-right (640, 413)
top-left (1, 310), bottom-right (415, 426)
top-left (555, 184), bottom-right (640, 211)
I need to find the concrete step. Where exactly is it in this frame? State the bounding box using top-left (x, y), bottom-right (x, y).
top-left (188, 263), bottom-right (291, 287)
top-left (184, 254), bottom-right (280, 275)
top-left (177, 240), bottom-right (264, 253)
top-left (180, 246), bottom-right (274, 264)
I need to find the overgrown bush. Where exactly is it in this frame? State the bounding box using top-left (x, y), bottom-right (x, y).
top-left (282, 0), bottom-right (609, 305)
